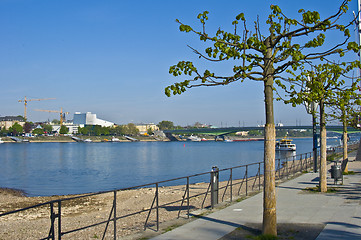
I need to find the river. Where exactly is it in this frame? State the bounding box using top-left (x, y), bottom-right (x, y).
top-left (0, 137), bottom-right (345, 196)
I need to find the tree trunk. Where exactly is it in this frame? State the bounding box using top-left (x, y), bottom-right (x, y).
top-left (319, 100), bottom-right (327, 192)
top-left (343, 118), bottom-right (348, 173)
top-left (262, 75), bottom-right (277, 236)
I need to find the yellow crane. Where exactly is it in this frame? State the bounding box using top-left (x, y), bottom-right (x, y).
top-left (18, 96), bottom-right (56, 120)
top-left (34, 107), bottom-right (69, 125)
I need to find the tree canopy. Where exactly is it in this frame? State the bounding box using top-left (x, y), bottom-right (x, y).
top-left (165, 0), bottom-right (359, 236)
top-left (158, 120), bottom-right (175, 130)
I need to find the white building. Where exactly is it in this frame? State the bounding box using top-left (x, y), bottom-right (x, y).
top-left (73, 112), bottom-right (114, 127)
top-left (51, 123), bottom-right (79, 134)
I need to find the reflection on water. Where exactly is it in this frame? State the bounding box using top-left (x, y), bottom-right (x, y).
top-left (0, 136), bottom-right (348, 196)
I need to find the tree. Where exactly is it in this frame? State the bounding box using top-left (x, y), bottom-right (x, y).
top-left (165, 1), bottom-right (357, 235)
top-left (78, 126), bottom-right (89, 135)
top-left (32, 128), bottom-right (44, 135)
top-left (42, 124), bottom-right (53, 133)
top-left (52, 119), bottom-right (60, 125)
top-left (329, 86), bottom-right (361, 173)
top-left (23, 122), bottom-right (32, 133)
top-left (124, 123), bottom-right (139, 135)
top-left (9, 122), bottom-right (23, 136)
top-left (59, 125), bottom-right (69, 134)
top-left (281, 62), bottom-right (360, 192)
top-left (147, 128), bottom-right (153, 135)
top-left (158, 120), bottom-right (175, 130)
top-left (110, 125), bottom-right (126, 135)
top-left (0, 127), bottom-right (8, 136)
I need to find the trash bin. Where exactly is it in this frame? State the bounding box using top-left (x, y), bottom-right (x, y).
top-left (330, 165), bottom-right (342, 180)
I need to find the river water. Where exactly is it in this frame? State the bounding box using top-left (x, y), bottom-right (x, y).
top-left (0, 137), bottom-right (344, 196)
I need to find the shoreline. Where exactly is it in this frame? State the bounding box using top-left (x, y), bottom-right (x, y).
top-left (0, 136), bottom-right (316, 143)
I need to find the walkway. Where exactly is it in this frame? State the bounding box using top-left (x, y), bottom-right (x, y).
top-left (150, 151), bottom-right (361, 240)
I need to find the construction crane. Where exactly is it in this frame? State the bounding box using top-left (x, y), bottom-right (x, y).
top-left (18, 96), bottom-right (56, 120)
top-left (34, 107), bottom-right (69, 125)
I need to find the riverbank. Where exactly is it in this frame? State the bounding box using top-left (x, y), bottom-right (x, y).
top-left (0, 154), bottom-right (316, 239)
top-left (0, 135), bottom-right (266, 143)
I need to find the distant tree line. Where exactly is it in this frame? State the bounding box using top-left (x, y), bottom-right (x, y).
top-left (78, 123), bottom-right (139, 136)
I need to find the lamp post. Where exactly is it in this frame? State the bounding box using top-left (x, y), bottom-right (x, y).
top-left (304, 77), bottom-right (319, 173)
top-left (309, 103), bottom-right (318, 173)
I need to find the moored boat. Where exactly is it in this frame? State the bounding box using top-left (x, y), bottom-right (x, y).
top-left (187, 135), bottom-right (202, 142)
top-left (111, 137), bottom-right (120, 142)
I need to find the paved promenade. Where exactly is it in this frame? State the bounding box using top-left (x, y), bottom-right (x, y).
top-left (151, 151), bottom-right (361, 240)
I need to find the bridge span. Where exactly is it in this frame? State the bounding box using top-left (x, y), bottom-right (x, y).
top-left (164, 125), bottom-right (359, 136)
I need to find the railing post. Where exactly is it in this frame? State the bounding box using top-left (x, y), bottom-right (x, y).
top-left (258, 163), bottom-right (261, 191)
top-left (187, 177), bottom-right (190, 218)
top-left (49, 202), bottom-right (55, 240)
top-left (58, 201), bottom-right (61, 240)
top-left (156, 183), bottom-right (159, 231)
top-left (211, 166), bottom-right (219, 208)
top-left (230, 168), bottom-right (233, 202)
top-left (114, 191), bottom-right (117, 240)
top-left (245, 165), bottom-right (248, 196)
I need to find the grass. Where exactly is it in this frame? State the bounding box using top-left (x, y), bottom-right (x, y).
top-left (343, 171), bottom-right (355, 175)
top-left (163, 224), bottom-right (182, 233)
top-left (246, 234), bottom-right (278, 240)
top-left (303, 186), bottom-right (339, 193)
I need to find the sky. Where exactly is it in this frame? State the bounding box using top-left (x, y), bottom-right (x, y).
top-left (0, 0), bottom-right (359, 127)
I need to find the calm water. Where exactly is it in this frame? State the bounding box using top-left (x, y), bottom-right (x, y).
top-left (0, 138), bottom-right (342, 196)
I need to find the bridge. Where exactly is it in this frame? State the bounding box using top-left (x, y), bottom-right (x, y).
top-left (163, 125), bottom-right (359, 141)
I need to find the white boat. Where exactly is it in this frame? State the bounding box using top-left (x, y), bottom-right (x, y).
top-left (187, 135), bottom-right (202, 142)
top-left (0, 138), bottom-right (3, 144)
top-left (111, 137), bottom-right (120, 142)
top-left (83, 139), bottom-right (92, 143)
top-left (276, 137), bottom-right (296, 151)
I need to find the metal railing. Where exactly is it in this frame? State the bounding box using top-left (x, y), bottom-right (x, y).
top-left (0, 151), bottom-right (318, 239)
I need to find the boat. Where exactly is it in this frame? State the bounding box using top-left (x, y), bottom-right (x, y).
top-left (111, 137), bottom-right (120, 142)
top-left (0, 138), bottom-right (3, 144)
top-left (83, 139), bottom-right (92, 143)
top-left (187, 135), bottom-right (202, 142)
top-left (276, 137), bottom-right (296, 151)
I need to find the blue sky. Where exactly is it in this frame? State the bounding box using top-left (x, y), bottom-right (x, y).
top-left (0, 0), bottom-right (359, 127)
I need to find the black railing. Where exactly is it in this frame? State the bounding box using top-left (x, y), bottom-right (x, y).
top-left (0, 149), bottom-right (333, 239)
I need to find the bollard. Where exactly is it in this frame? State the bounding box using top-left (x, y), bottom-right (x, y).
top-left (211, 166), bottom-right (219, 208)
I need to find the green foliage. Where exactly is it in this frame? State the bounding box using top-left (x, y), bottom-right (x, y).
top-left (248, 130), bottom-right (264, 136)
top-left (124, 123), bottom-right (139, 135)
top-left (166, 1), bottom-right (357, 97)
top-left (59, 125), bottom-right (69, 134)
top-left (249, 234), bottom-right (278, 240)
top-left (281, 62), bottom-right (360, 113)
top-left (147, 128), bottom-right (153, 135)
top-left (77, 124), bottom-right (140, 136)
top-left (52, 119), bottom-right (60, 124)
top-left (8, 122), bottom-right (23, 136)
top-left (0, 127), bottom-right (8, 136)
top-left (42, 124), bottom-right (53, 133)
top-left (158, 120), bottom-right (175, 130)
top-left (32, 128), bottom-right (44, 135)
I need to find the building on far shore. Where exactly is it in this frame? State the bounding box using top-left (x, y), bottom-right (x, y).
top-left (135, 123), bottom-right (159, 134)
top-left (0, 116), bottom-right (25, 130)
top-left (73, 112), bottom-right (114, 127)
top-left (51, 123), bottom-right (79, 134)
